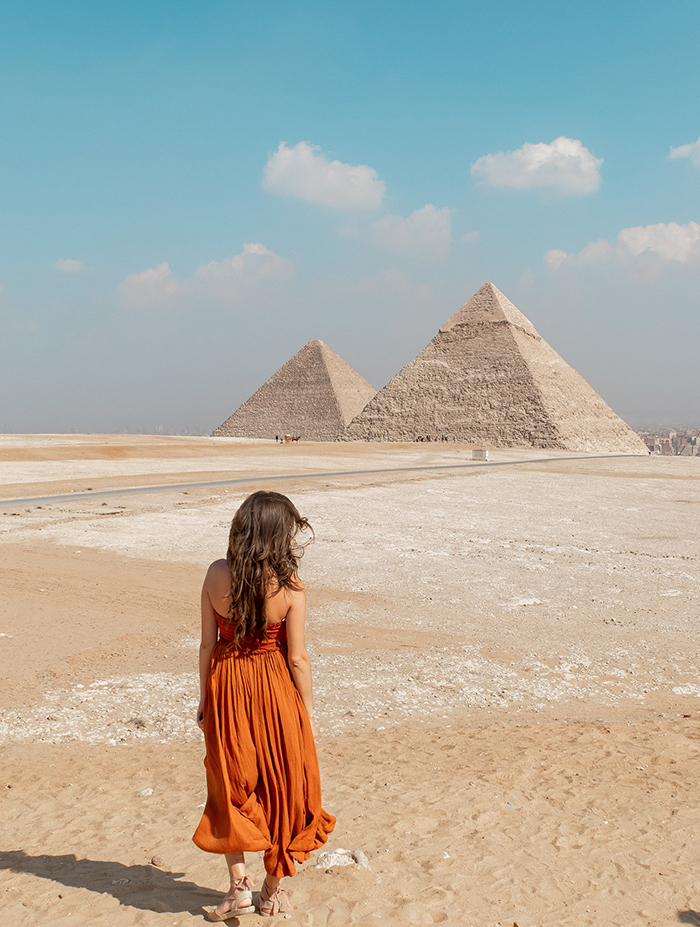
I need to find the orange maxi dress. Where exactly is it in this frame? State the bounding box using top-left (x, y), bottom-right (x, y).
top-left (192, 612), bottom-right (335, 877)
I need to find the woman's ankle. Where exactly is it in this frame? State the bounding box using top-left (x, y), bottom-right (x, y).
top-left (262, 875), bottom-right (281, 896)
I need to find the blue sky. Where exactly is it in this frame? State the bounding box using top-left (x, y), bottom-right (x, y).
top-left (1, 0), bottom-right (699, 432)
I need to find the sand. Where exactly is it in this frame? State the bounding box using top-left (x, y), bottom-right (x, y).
top-left (1, 435), bottom-right (699, 926)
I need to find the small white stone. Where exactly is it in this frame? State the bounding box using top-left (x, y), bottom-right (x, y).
top-left (351, 850), bottom-right (370, 868)
top-left (316, 849), bottom-right (353, 868)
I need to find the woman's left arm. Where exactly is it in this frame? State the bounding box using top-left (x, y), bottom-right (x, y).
top-left (197, 564), bottom-right (220, 729)
top-left (285, 582), bottom-right (317, 739)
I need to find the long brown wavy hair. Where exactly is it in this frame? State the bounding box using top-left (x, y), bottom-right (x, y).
top-left (225, 490), bottom-right (312, 648)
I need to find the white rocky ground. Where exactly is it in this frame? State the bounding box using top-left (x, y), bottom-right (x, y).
top-left (1, 441), bottom-right (698, 745)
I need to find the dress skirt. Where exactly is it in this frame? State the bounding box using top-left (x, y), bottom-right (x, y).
top-left (192, 627), bottom-right (335, 877)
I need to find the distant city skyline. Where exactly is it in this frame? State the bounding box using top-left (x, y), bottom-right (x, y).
top-left (0, 1), bottom-right (699, 433)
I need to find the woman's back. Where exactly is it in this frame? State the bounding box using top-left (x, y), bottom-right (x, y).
top-left (204, 558), bottom-right (293, 629)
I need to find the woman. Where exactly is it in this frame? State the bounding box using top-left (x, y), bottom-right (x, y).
top-left (193, 491), bottom-right (335, 919)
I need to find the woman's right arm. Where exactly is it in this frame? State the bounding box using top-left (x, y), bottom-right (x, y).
top-left (197, 564), bottom-right (220, 729)
top-left (285, 583), bottom-right (317, 739)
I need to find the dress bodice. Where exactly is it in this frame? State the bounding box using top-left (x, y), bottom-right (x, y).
top-left (214, 610), bottom-right (287, 654)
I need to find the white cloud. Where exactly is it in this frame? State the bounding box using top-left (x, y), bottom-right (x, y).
top-left (618, 221), bottom-right (700, 262)
top-left (545, 221), bottom-right (700, 271)
top-left (545, 239), bottom-right (613, 269)
top-left (118, 261), bottom-right (182, 310)
top-left (54, 258), bottom-right (85, 274)
top-left (194, 242), bottom-right (292, 282)
top-left (471, 136), bottom-right (602, 195)
top-left (669, 137), bottom-right (700, 169)
top-left (371, 204), bottom-right (451, 262)
top-left (117, 244), bottom-right (292, 310)
top-left (263, 141), bottom-right (385, 210)
top-left (544, 249), bottom-right (567, 270)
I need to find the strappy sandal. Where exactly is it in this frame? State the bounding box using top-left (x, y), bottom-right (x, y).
top-left (258, 877), bottom-right (290, 917)
top-left (205, 876), bottom-right (256, 920)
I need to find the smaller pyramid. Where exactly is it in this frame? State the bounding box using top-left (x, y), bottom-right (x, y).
top-left (213, 340), bottom-right (376, 441)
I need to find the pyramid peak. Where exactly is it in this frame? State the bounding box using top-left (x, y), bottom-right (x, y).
top-left (303, 339), bottom-right (347, 366)
top-left (440, 283), bottom-right (539, 336)
top-left (302, 339), bottom-right (345, 362)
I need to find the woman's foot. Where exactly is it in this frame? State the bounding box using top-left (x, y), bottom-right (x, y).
top-left (205, 876), bottom-right (256, 921)
top-left (258, 876), bottom-right (289, 917)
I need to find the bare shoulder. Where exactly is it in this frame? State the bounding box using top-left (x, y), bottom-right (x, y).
top-left (267, 573), bottom-right (304, 597)
top-left (204, 559), bottom-right (229, 591)
top-left (286, 579), bottom-right (306, 619)
top-left (205, 558), bottom-right (228, 578)
top-left (283, 575), bottom-right (305, 603)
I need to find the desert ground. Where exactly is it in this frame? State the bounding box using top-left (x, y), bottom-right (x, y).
top-left (1, 434), bottom-right (699, 927)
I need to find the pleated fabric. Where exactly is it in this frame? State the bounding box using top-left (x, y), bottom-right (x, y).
top-left (192, 620), bottom-right (335, 877)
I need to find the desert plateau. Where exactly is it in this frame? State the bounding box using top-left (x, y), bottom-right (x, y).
top-left (0, 435), bottom-right (698, 926)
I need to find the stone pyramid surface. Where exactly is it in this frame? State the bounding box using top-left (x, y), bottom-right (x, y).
top-left (342, 283), bottom-right (647, 453)
top-left (213, 340), bottom-right (376, 441)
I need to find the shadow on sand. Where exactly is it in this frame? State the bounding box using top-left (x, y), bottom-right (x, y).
top-left (0, 849), bottom-right (223, 917)
top-left (678, 913), bottom-right (700, 925)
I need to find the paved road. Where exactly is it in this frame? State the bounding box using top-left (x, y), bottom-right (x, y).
top-left (0, 454), bottom-right (641, 508)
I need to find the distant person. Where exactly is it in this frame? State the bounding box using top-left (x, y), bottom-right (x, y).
top-left (193, 491), bottom-right (335, 918)
top-left (275, 435), bottom-right (278, 443)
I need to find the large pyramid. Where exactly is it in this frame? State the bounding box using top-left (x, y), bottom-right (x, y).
top-left (342, 283), bottom-right (647, 453)
top-left (213, 340), bottom-right (376, 441)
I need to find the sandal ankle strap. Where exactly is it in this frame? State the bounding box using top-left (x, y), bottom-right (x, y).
top-left (232, 876), bottom-right (253, 893)
top-left (260, 883), bottom-right (290, 914)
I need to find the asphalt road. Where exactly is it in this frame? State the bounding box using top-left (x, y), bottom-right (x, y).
top-left (0, 454), bottom-right (641, 508)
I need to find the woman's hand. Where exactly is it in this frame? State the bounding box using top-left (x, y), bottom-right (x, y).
top-left (308, 714), bottom-right (317, 741)
top-left (196, 698), bottom-right (205, 730)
